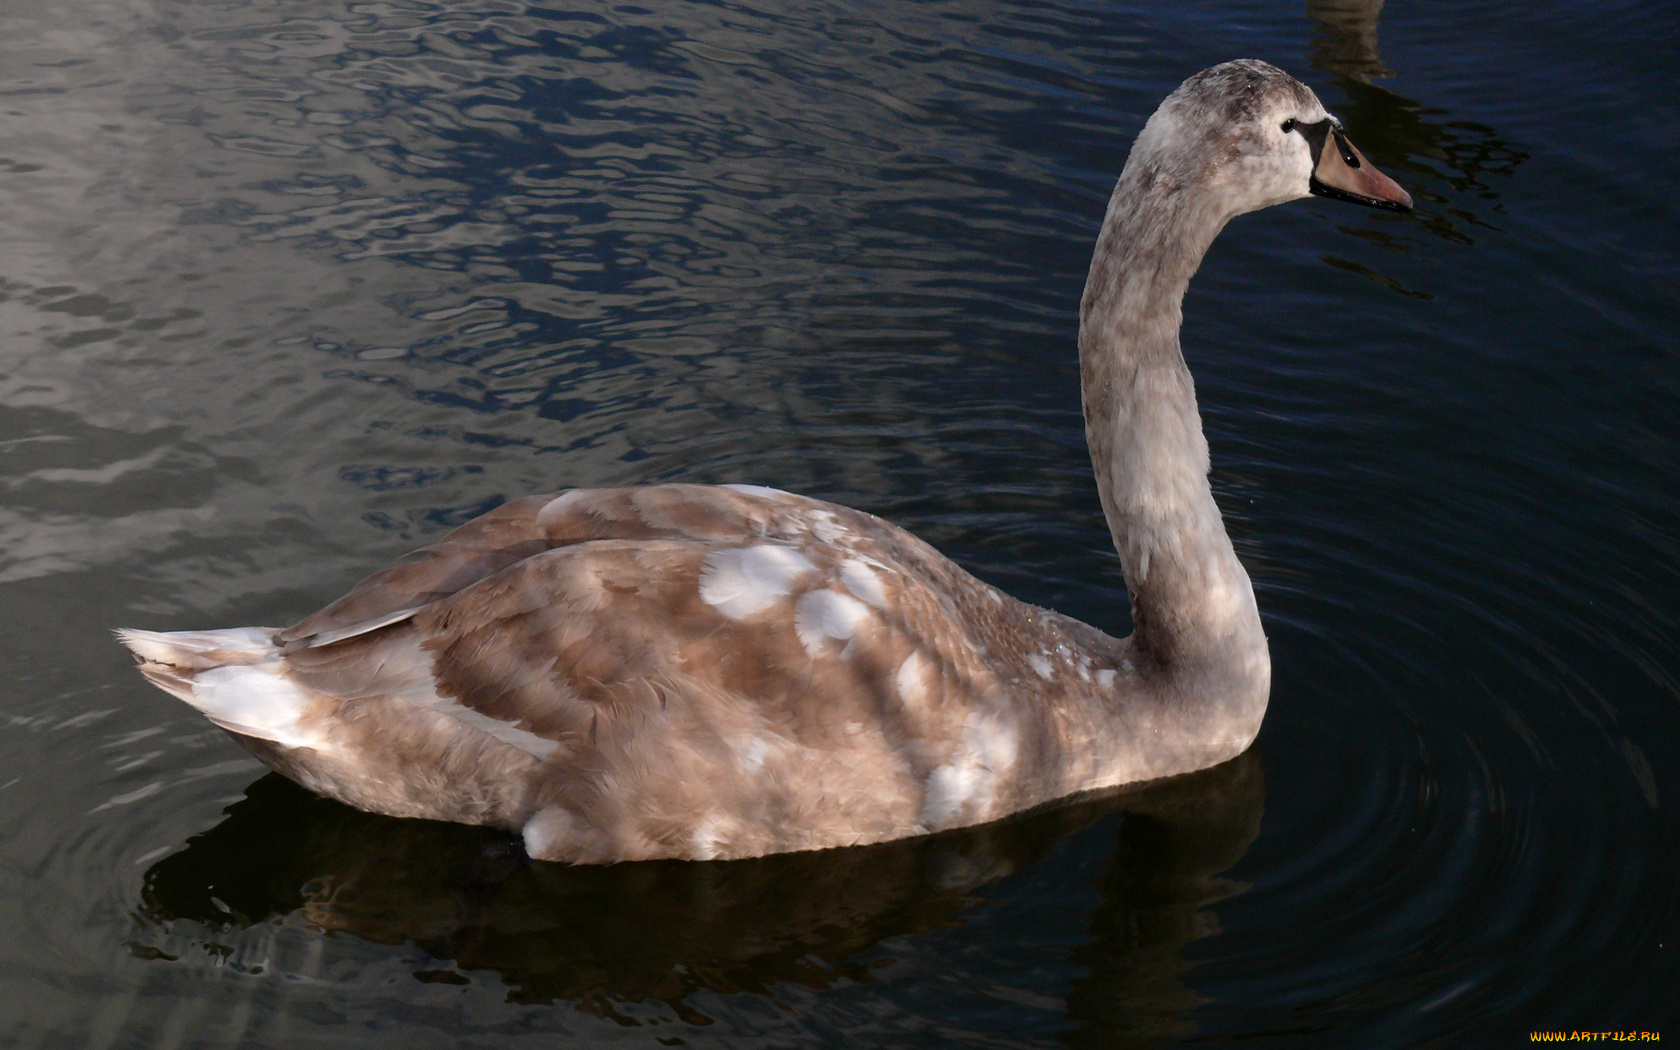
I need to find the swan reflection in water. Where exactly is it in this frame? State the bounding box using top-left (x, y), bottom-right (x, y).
top-left (135, 752), bottom-right (1260, 1034)
top-left (1307, 0), bottom-right (1526, 260)
top-left (1306, 0), bottom-right (1395, 83)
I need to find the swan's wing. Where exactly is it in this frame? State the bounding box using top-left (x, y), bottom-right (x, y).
top-left (265, 484), bottom-right (1117, 860)
top-left (275, 493), bottom-right (559, 650)
top-left (277, 484), bottom-right (906, 649)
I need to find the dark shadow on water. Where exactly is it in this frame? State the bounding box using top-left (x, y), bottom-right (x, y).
top-left (1306, 0), bottom-right (1527, 253)
top-left (1307, 0), bottom-right (1395, 83)
top-left (1322, 78), bottom-right (1526, 246)
top-left (135, 752), bottom-right (1262, 1029)
top-left (1061, 754), bottom-right (1265, 1048)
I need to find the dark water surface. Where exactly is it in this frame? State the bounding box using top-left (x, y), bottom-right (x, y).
top-left (2, 0), bottom-right (1677, 1044)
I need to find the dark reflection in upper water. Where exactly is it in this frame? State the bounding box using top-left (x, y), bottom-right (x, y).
top-left (1306, 0), bottom-right (1393, 83)
top-left (136, 755), bottom-right (1261, 1035)
top-left (1300, 0), bottom-right (1528, 295)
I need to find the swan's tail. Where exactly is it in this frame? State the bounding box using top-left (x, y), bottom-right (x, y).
top-left (115, 627), bottom-right (326, 748)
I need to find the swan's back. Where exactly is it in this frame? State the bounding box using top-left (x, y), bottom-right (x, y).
top-left (122, 484), bottom-right (1139, 862)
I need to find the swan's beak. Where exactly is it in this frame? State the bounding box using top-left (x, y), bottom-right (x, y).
top-left (1308, 126), bottom-right (1413, 213)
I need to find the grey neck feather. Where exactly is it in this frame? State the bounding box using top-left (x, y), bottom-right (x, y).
top-left (1078, 145), bottom-right (1270, 712)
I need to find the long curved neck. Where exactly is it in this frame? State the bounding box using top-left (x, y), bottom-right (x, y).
top-left (1079, 160), bottom-right (1269, 704)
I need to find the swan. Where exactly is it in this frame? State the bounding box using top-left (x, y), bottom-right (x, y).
top-left (119, 60), bottom-right (1411, 864)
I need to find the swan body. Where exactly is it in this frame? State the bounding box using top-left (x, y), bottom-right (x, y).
top-left (120, 61), bottom-right (1410, 864)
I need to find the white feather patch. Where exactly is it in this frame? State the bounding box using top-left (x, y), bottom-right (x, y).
top-left (535, 488), bottom-right (593, 527)
top-left (522, 806), bottom-right (575, 859)
top-left (116, 626), bottom-right (274, 665)
top-left (804, 509), bottom-right (847, 545)
top-left (896, 650), bottom-right (932, 713)
top-left (734, 735), bottom-right (772, 774)
top-left (690, 815), bottom-right (723, 861)
top-left (721, 483), bottom-right (787, 500)
top-left (190, 666), bottom-right (328, 750)
top-left (794, 589), bottom-right (871, 654)
top-left (699, 545), bottom-right (816, 619)
top-left (920, 764), bottom-right (978, 828)
top-left (839, 558), bottom-right (887, 608)
top-left (919, 710), bottom-right (1018, 828)
top-left (964, 710), bottom-right (1019, 775)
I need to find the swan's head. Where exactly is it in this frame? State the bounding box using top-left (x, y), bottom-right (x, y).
top-left (1133, 60), bottom-right (1411, 218)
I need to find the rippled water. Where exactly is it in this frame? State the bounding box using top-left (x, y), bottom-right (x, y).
top-left (2, 0), bottom-right (1676, 1043)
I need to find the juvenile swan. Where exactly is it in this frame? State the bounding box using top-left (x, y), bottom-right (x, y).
top-left (120, 61), bottom-right (1411, 864)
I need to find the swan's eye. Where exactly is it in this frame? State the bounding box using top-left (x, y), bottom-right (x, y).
top-left (1281, 118), bottom-right (1296, 133)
